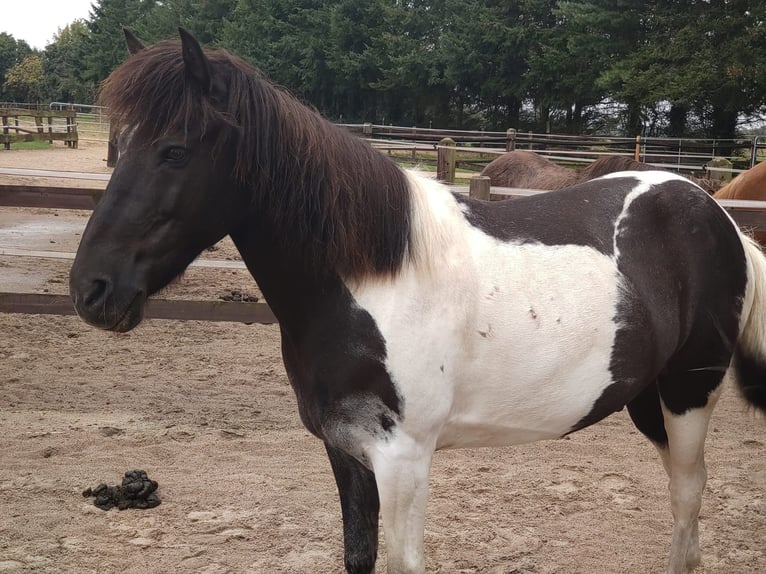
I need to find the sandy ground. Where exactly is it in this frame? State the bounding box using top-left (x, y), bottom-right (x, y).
top-left (0, 143), bottom-right (764, 573)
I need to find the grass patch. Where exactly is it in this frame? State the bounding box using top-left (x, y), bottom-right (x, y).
top-left (1, 140), bottom-right (52, 151)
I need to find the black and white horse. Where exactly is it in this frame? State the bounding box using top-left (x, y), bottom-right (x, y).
top-left (69, 29), bottom-right (766, 574)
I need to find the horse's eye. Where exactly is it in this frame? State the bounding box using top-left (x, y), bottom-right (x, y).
top-left (163, 146), bottom-right (188, 164)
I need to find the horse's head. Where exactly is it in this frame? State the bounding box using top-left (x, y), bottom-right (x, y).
top-left (70, 29), bottom-right (248, 332)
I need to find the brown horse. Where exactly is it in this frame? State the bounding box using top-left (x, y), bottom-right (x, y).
top-left (480, 150), bottom-right (723, 193)
top-left (714, 160), bottom-right (766, 244)
top-left (714, 160), bottom-right (766, 201)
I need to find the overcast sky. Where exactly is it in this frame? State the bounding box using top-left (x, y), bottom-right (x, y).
top-left (2, 1), bottom-right (95, 50)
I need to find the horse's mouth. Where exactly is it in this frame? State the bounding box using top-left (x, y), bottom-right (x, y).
top-left (109, 292), bottom-right (146, 333)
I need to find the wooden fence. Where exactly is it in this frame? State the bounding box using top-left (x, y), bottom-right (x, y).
top-left (1, 108), bottom-right (79, 149)
top-left (0, 292), bottom-right (277, 324)
top-left (347, 124), bottom-right (763, 180)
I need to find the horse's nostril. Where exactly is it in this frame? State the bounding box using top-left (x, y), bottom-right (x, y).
top-left (84, 278), bottom-right (110, 307)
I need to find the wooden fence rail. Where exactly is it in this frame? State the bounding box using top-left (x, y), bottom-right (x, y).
top-left (350, 124), bottom-right (760, 159)
top-left (434, 143), bottom-right (748, 183)
top-left (0, 184), bottom-right (102, 210)
top-left (2, 180), bottom-right (766, 230)
top-left (0, 292), bottom-right (277, 324)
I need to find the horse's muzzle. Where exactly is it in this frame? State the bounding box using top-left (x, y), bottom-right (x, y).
top-left (70, 274), bottom-right (146, 332)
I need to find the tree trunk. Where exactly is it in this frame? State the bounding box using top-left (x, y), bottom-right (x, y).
top-left (624, 100), bottom-right (643, 136)
top-left (666, 104), bottom-right (687, 137)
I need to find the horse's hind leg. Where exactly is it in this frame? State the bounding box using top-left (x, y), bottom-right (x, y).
top-left (325, 444), bottom-right (380, 574)
top-left (658, 380), bottom-right (722, 574)
top-left (627, 380), bottom-right (722, 573)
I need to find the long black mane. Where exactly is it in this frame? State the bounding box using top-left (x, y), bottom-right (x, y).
top-left (100, 41), bottom-right (412, 278)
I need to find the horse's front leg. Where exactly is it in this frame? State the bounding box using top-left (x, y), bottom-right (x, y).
top-left (368, 436), bottom-right (435, 574)
top-left (325, 443), bottom-right (380, 574)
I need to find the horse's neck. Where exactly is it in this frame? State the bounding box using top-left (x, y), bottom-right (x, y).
top-left (229, 222), bottom-right (343, 333)
top-left (248, 114), bottom-right (412, 281)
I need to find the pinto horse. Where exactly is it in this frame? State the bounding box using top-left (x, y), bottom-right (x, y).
top-left (714, 160), bottom-right (766, 244)
top-left (69, 30), bottom-right (766, 574)
top-left (481, 149), bottom-right (723, 193)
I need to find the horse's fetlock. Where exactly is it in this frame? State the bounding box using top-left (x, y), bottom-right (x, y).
top-left (345, 555), bottom-right (376, 574)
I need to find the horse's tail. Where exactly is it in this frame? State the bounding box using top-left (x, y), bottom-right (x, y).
top-left (733, 234), bottom-right (766, 412)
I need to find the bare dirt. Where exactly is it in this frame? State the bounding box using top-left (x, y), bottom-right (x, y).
top-left (0, 143), bottom-right (764, 574)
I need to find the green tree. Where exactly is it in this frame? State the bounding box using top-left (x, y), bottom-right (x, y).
top-left (362, 0), bottom-right (445, 125)
top-left (223, 0), bottom-right (334, 110)
top-left (528, 0), bottom-right (647, 135)
top-left (0, 33), bottom-right (34, 101)
top-left (82, 0), bottom-right (154, 85)
top-left (601, 0), bottom-right (766, 139)
top-left (5, 54), bottom-right (45, 102)
top-left (42, 21), bottom-right (94, 103)
top-left (323, 0), bottom-right (387, 122)
top-left (143, 0), bottom-right (237, 44)
top-left (62, 0), bottom-right (766, 136)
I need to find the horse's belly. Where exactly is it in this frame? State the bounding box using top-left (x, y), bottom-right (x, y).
top-left (352, 240), bottom-right (626, 450)
top-left (436, 345), bottom-right (616, 449)
top-left (442, 244), bottom-right (624, 447)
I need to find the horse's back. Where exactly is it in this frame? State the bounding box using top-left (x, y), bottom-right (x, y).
top-left (714, 160), bottom-right (766, 201)
top-left (480, 150), bottom-right (578, 189)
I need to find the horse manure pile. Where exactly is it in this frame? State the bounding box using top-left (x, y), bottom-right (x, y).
top-left (82, 470), bottom-right (161, 510)
top-left (218, 290), bottom-right (259, 303)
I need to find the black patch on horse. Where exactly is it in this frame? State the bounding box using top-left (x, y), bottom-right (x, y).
top-left (454, 177), bottom-right (637, 253)
top-left (571, 180), bottom-right (747, 433)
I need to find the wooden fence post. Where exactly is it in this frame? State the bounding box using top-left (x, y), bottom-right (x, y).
top-left (362, 122), bottom-right (373, 136)
top-left (2, 114), bottom-right (9, 150)
top-left (469, 176), bottom-right (491, 201)
top-left (437, 137), bottom-right (456, 183)
top-left (506, 128), bottom-right (516, 151)
top-left (107, 121), bottom-right (119, 167)
top-left (634, 135), bottom-right (641, 161)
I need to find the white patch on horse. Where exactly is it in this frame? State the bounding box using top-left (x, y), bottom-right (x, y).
top-left (117, 124), bottom-right (138, 159)
top-left (659, 385), bottom-right (722, 573)
top-left (403, 170), bottom-right (458, 277)
top-left (348, 173), bottom-right (624, 451)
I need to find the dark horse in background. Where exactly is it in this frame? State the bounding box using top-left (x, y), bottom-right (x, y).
top-left (69, 29), bottom-right (766, 574)
top-left (481, 150), bottom-right (724, 194)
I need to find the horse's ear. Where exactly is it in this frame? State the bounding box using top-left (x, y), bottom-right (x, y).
top-left (179, 27), bottom-right (211, 94)
top-left (123, 28), bottom-right (145, 55)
